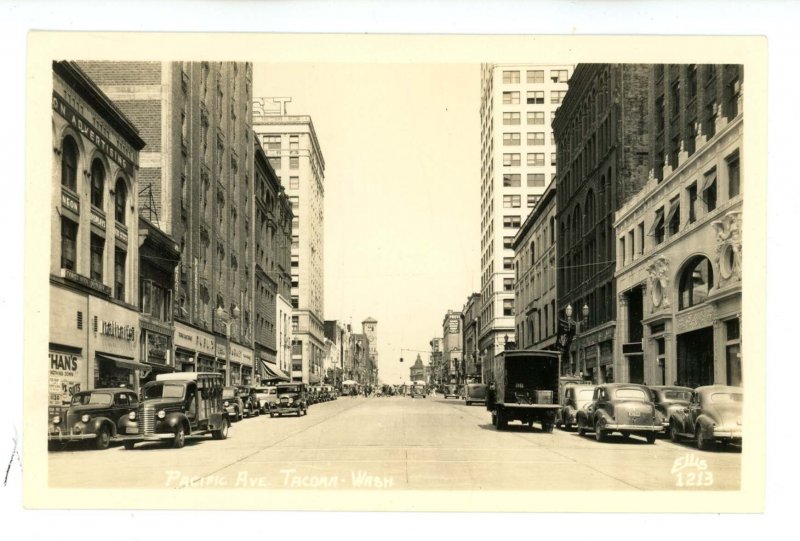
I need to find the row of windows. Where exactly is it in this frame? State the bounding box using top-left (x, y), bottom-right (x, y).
top-left (502, 172), bottom-right (548, 187)
top-left (503, 90), bottom-right (568, 105)
top-left (516, 300), bottom-right (558, 348)
top-left (502, 69), bottom-right (569, 85)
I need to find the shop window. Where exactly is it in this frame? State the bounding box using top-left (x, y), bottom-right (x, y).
top-left (90, 159), bottom-right (105, 209)
top-left (61, 136), bottom-right (78, 191)
top-left (679, 256), bottom-right (714, 310)
top-left (726, 318), bottom-right (742, 386)
top-left (114, 249), bottom-right (126, 301)
top-left (114, 178), bottom-right (127, 224)
top-left (60, 217), bottom-right (78, 271)
top-left (90, 234), bottom-right (104, 282)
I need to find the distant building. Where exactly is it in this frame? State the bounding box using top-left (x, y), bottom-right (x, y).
top-left (324, 320), bottom-right (349, 387)
top-left (441, 310), bottom-right (463, 384)
top-left (362, 317), bottom-right (379, 383)
top-left (410, 354), bottom-right (426, 382)
top-left (253, 97), bottom-right (326, 385)
top-left (461, 293), bottom-right (482, 382)
top-left (429, 337), bottom-right (443, 386)
top-left (614, 64), bottom-right (743, 387)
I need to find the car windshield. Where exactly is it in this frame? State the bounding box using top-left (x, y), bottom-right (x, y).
top-left (71, 392), bottom-right (113, 406)
top-left (613, 388), bottom-right (648, 400)
top-left (664, 390), bottom-right (692, 401)
top-left (577, 389), bottom-right (595, 400)
top-left (143, 383), bottom-right (185, 400)
top-left (222, 389), bottom-right (236, 399)
top-left (710, 392), bottom-right (743, 403)
top-left (279, 386), bottom-right (301, 394)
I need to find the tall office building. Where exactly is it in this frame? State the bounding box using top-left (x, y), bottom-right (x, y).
top-left (81, 61), bottom-right (257, 386)
top-left (478, 64), bottom-right (573, 381)
top-left (252, 97), bottom-right (326, 385)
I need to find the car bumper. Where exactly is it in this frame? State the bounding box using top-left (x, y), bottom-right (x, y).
top-left (604, 423), bottom-right (662, 432)
top-left (713, 428), bottom-right (742, 440)
top-left (48, 432), bottom-right (97, 442)
top-left (273, 407), bottom-right (301, 414)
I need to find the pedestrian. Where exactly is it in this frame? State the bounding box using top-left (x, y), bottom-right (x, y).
top-left (431, 386), bottom-right (436, 398)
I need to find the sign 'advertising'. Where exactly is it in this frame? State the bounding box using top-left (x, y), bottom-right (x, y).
top-left (49, 349), bottom-right (84, 407)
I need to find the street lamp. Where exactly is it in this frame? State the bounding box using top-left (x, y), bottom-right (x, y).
top-left (216, 304), bottom-right (240, 386)
top-left (565, 303), bottom-right (589, 378)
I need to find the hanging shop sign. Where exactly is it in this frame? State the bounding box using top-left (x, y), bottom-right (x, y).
top-left (144, 330), bottom-right (171, 365)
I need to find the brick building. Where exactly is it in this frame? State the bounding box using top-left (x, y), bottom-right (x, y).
top-left (552, 64), bottom-right (651, 383)
top-left (461, 294), bottom-right (482, 382)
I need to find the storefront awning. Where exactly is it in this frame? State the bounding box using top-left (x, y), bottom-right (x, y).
top-left (260, 360), bottom-right (290, 382)
top-left (96, 352), bottom-right (148, 371)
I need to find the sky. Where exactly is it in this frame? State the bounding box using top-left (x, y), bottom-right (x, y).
top-left (253, 63), bottom-right (481, 385)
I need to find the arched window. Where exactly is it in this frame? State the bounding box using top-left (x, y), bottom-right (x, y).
top-left (572, 205), bottom-right (581, 246)
top-left (114, 177), bottom-right (127, 224)
top-left (584, 190), bottom-right (596, 234)
top-left (90, 159), bottom-right (105, 209)
top-left (679, 256), bottom-right (714, 310)
top-left (61, 136), bottom-right (78, 191)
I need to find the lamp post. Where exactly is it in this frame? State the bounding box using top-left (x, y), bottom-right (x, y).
top-left (565, 303), bottom-right (589, 378)
top-left (216, 304), bottom-right (240, 386)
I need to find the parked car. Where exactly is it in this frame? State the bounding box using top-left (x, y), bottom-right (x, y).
top-left (222, 387), bottom-right (245, 422)
top-left (123, 372), bottom-right (229, 449)
top-left (255, 386), bottom-right (277, 413)
top-left (271, 383), bottom-right (308, 417)
top-left (557, 384), bottom-right (596, 430)
top-left (464, 383), bottom-right (487, 406)
top-left (668, 385), bottom-right (742, 451)
top-left (237, 385), bottom-right (261, 418)
top-left (648, 385), bottom-right (693, 438)
top-left (443, 385), bottom-right (460, 399)
top-left (48, 388), bottom-right (139, 450)
top-left (576, 383), bottom-right (661, 443)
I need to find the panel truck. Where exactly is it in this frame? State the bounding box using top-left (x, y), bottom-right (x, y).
top-left (486, 349), bottom-right (561, 432)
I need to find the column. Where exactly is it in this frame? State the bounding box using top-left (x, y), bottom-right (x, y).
top-left (616, 293), bottom-right (629, 383)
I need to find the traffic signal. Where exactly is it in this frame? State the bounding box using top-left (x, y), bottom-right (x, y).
top-left (400, 357), bottom-right (404, 363)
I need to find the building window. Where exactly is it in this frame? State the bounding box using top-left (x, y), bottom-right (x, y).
top-left (503, 133), bottom-right (521, 146)
top-left (550, 90), bottom-right (567, 104)
top-left (655, 96), bottom-right (665, 134)
top-left (527, 132), bottom-right (545, 146)
top-left (649, 207), bottom-right (665, 245)
top-left (503, 91), bottom-right (520, 105)
top-left (725, 318), bottom-right (742, 386)
top-left (667, 196), bottom-right (681, 236)
top-left (503, 70), bottom-right (520, 84)
top-left (550, 69), bottom-right (568, 83)
top-left (724, 65), bottom-right (741, 120)
top-left (264, 135), bottom-right (281, 150)
top-left (527, 70), bottom-right (544, 84)
top-left (679, 256), bottom-right (714, 310)
top-left (527, 173), bottom-right (545, 187)
top-left (291, 296), bottom-right (299, 309)
top-left (60, 217), bottom-right (77, 271)
top-left (528, 153), bottom-right (545, 167)
top-left (551, 153), bottom-right (557, 166)
top-left (503, 299), bottom-right (515, 316)
top-left (503, 215), bottom-right (521, 228)
top-left (503, 153), bottom-right (521, 167)
top-left (292, 316), bottom-right (299, 332)
top-left (289, 156), bottom-right (299, 169)
top-left (114, 249), bottom-right (126, 301)
top-left (503, 257), bottom-right (513, 270)
top-left (503, 278), bottom-right (514, 292)
top-left (503, 112), bottom-right (521, 125)
top-left (527, 111), bottom-right (544, 125)
top-left (289, 135), bottom-right (299, 150)
top-left (527, 91), bottom-right (544, 105)
top-left (90, 159), bottom-right (105, 209)
top-left (527, 194), bottom-right (540, 208)
top-left (670, 80), bottom-right (681, 119)
top-left (703, 168), bottom-right (718, 212)
top-left (90, 234), bottom-right (104, 282)
top-left (114, 178), bottom-right (127, 224)
top-left (619, 236), bottom-right (626, 264)
top-left (687, 183), bottom-right (698, 224)
top-left (637, 222), bottom-right (644, 255)
top-left (503, 195), bottom-right (521, 208)
top-left (727, 150), bottom-right (740, 198)
top-left (503, 173), bottom-right (521, 187)
top-left (61, 136), bottom-right (78, 191)
top-left (289, 176), bottom-right (299, 189)
top-left (503, 236), bottom-right (514, 249)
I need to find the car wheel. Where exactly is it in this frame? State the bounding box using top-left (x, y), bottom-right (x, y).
top-left (94, 426), bottom-right (111, 450)
top-left (594, 420), bottom-right (607, 442)
top-left (238, 409), bottom-right (243, 422)
top-left (563, 420), bottom-right (571, 431)
top-left (496, 410), bottom-right (507, 431)
top-left (578, 425), bottom-right (586, 436)
top-left (212, 418), bottom-right (229, 440)
top-left (542, 422), bottom-right (554, 433)
top-left (123, 440), bottom-right (136, 450)
top-left (696, 427), bottom-right (711, 451)
top-left (646, 432), bottom-right (657, 444)
top-left (172, 426), bottom-right (187, 449)
top-left (670, 420), bottom-right (682, 443)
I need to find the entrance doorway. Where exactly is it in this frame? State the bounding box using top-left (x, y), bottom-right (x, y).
top-left (628, 355), bottom-right (644, 384)
top-left (677, 327), bottom-right (714, 387)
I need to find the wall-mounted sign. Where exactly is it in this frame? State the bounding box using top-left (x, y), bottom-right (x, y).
top-left (61, 268), bottom-right (111, 296)
top-left (174, 322), bottom-right (216, 356)
top-left (49, 349), bottom-right (84, 407)
top-left (90, 208), bottom-right (106, 230)
top-left (145, 331), bottom-right (171, 365)
top-left (100, 320), bottom-right (136, 342)
top-left (61, 190), bottom-right (79, 215)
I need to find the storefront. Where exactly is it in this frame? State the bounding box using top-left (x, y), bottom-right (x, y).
top-left (139, 320), bottom-right (174, 385)
top-left (173, 321), bottom-right (216, 374)
top-left (88, 296), bottom-right (144, 391)
top-left (229, 342), bottom-right (255, 386)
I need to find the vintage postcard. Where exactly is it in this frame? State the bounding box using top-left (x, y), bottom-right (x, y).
top-left (23, 32), bottom-right (766, 512)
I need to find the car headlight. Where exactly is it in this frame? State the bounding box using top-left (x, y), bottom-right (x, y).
top-left (157, 410), bottom-right (166, 419)
top-left (128, 411), bottom-right (136, 421)
top-left (52, 415), bottom-right (61, 425)
top-left (81, 414), bottom-right (90, 423)
top-left (224, 401), bottom-right (229, 407)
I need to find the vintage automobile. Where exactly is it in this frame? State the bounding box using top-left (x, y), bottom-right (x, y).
top-left (255, 386), bottom-right (278, 413)
top-left (48, 388), bottom-right (139, 450)
top-left (237, 385), bottom-right (261, 418)
top-left (271, 383), bottom-right (308, 417)
top-left (222, 386), bottom-right (245, 422)
top-left (443, 384), bottom-right (460, 399)
top-left (668, 385), bottom-right (742, 450)
top-left (648, 385), bottom-right (693, 438)
top-left (410, 384), bottom-right (426, 398)
top-left (576, 383), bottom-right (661, 443)
top-left (556, 384), bottom-right (596, 430)
top-left (122, 372), bottom-right (229, 449)
top-left (464, 383), bottom-right (487, 406)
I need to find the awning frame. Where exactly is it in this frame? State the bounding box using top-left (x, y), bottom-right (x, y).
top-left (95, 352), bottom-right (149, 371)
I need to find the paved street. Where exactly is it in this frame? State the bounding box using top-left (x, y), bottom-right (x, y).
top-left (49, 396), bottom-right (740, 490)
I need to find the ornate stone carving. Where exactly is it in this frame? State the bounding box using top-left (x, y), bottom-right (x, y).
top-left (646, 255), bottom-right (671, 312)
top-left (712, 211), bottom-right (743, 286)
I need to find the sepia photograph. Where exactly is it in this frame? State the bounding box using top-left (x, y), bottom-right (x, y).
top-left (21, 31), bottom-right (766, 514)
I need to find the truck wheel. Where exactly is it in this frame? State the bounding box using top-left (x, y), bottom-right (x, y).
top-left (94, 426), bottom-right (111, 450)
top-left (542, 422), bottom-right (554, 433)
top-left (212, 419), bottom-right (229, 440)
top-left (172, 426), bottom-right (187, 448)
